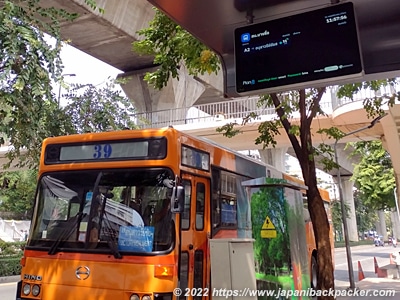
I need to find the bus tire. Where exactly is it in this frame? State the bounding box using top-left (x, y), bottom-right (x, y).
top-left (311, 255), bottom-right (318, 289)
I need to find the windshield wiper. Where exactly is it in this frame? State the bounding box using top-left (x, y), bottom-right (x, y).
top-left (48, 212), bottom-right (85, 255)
top-left (102, 214), bottom-right (122, 259)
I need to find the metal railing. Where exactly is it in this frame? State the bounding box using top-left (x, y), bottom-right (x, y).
top-left (331, 83), bottom-right (398, 109)
top-left (134, 96), bottom-right (277, 129)
top-left (133, 84), bottom-right (398, 129)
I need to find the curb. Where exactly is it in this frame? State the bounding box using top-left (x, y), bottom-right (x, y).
top-left (334, 244), bottom-right (375, 252)
top-left (0, 275), bottom-right (20, 284)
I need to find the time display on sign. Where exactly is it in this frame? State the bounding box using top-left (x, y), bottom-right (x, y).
top-left (326, 14), bottom-right (347, 23)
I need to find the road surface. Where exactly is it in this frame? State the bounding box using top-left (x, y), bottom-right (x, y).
top-left (334, 243), bottom-right (396, 287)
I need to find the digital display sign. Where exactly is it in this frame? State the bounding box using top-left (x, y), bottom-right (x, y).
top-left (181, 145), bottom-right (210, 171)
top-left (44, 138), bottom-right (167, 164)
top-left (60, 142), bottom-right (148, 161)
top-left (234, 2), bottom-right (363, 94)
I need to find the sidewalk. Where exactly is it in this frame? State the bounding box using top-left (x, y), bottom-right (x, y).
top-left (335, 277), bottom-right (400, 299)
top-left (0, 275), bottom-right (20, 284)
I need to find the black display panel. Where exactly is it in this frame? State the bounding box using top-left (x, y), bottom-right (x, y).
top-left (234, 2), bottom-right (363, 94)
top-left (44, 138), bottom-right (167, 164)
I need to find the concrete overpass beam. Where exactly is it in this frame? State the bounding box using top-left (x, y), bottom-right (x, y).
top-left (258, 148), bottom-right (288, 172)
top-left (195, 69), bottom-right (224, 98)
top-left (334, 143), bottom-right (360, 176)
top-left (171, 66), bottom-right (207, 109)
top-left (119, 66), bottom-right (205, 115)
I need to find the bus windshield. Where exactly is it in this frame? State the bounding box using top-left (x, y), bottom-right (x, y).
top-left (29, 168), bottom-right (175, 255)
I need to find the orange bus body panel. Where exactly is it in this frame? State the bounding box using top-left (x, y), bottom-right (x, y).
top-left (22, 250), bottom-right (176, 300)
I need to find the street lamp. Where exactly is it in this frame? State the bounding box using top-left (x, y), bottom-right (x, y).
top-left (334, 114), bottom-right (386, 290)
top-left (57, 73), bottom-right (76, 107)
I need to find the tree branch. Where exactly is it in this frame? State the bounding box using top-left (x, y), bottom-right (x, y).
top-left (299, 89), bottom-right (308, 147)
top-left (270, 93), bottom-right (302, 156)
top-left (307, 87), bottom-right (326, 127)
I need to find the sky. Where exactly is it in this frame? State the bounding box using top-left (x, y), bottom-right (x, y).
top-left (60, 45), bottom-right (121, 85)
top-left (56, 43), bottom-right (124, 106)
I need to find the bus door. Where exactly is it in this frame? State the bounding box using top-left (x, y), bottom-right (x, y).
top-left (179, 174), bottom-right (210, 299)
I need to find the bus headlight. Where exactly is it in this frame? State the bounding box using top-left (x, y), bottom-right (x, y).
top-left (23, 283), bottom-right (31, 295)
top-left (32, 284), bottom-right (41, 296)
top-left (142, 295), bottom-right (152, 300)
top-left (130, 294), bottom-right (140, 300)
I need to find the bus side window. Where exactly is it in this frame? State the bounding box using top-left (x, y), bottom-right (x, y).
top-left (179, 251), bottom-right (189, 300)
top-left (195, 183), bottom-right (205, 230)
top-left (212, 169), bottom-right (221, 230)
top-left (181, 180), bottom-right (191, 230)
top-left (193, 250), bottom-right (204, 300)
top-left (221, 198), bottom-right (237, 227)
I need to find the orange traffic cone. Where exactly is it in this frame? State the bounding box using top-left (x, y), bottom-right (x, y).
top-left (374, 256), bottom-right (379, 273)
top-left (358, 261), bottom-right (365, 281)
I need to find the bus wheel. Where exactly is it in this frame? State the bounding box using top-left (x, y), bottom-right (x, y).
top-left (311, 255), bottom-right (318, 289)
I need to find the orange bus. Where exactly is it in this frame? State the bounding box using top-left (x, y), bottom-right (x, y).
top-left (16, 127), bottom-right (331, 300)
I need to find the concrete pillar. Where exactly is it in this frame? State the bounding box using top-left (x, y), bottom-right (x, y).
top-left (171, 65), bottom-right (207, 109)
top-left (118, 65), bottom-right (205, 113)
top-left (394, 177), bottom-right (400, 241)
top-left (340, 176), bottom-right (359, 241)
top-left (376, 210), bottom-right (388, 240)
top-left (390, 209), bottom-right (400, 240)
top-left (258, 148), bottom-right (288, 172)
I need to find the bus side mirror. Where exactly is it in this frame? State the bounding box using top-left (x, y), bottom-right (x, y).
top-left (170, 186), bottom-right (184, 213)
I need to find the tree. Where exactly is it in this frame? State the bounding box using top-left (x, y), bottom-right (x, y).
top-left (133, 9), bottom-right (399, 298)
top-left (0, 170), bottom-right (37, 219)
top-left (62, 79), bottom-right (138, 134)
top-left (30, 78), bottom-right (138, 160)
top-left (0, 0), bottom-right (78, 169)
top-left (0, 0), bottom-right (107, 169)
top-left (0, 79), bottom-right (137, 218)
top-left (133, 9), bottom-right (220, 90)
top-left (353, 189), bottom-right (378, 238)
top-left (351, 140), bottom-right (396, 211)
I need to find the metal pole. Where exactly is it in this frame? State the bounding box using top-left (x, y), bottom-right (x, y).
top-left (333, 114), bottom-right (386, 290)
top-left (394, 188), bottom-right (400, 240)
top-left (57, 83), bottom-right (62, 107)
top-left (334, 139), bottom-right (355, 290)
top-left (57, 73), bottom-right (76, 107)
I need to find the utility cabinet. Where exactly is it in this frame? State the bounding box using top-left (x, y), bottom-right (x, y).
top-left (242, 177), bottom-right (311, 297)
top-left (210, 238), bottom-right (257, 300)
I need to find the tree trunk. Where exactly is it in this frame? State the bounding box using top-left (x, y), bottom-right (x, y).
top-left (269, 89), bottom-right (334, 298)
top-left (303, 168), bottom-right (335, 299)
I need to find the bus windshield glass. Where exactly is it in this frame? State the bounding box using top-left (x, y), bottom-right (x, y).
top-left (29, 168), bottom-right (175, 254)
